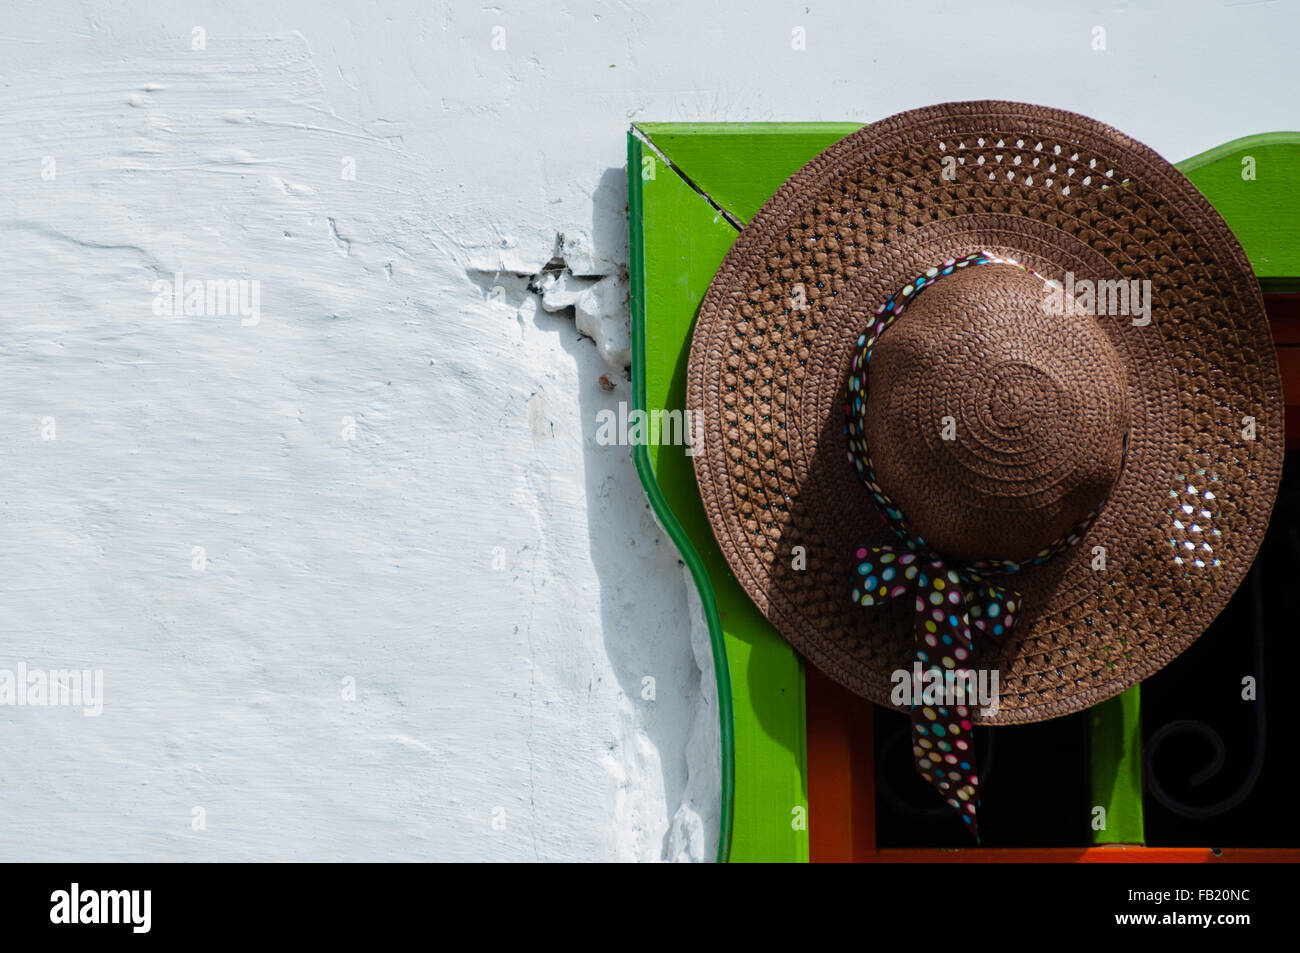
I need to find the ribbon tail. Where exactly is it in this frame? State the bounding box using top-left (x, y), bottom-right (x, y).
top-left (908, 560), bottom-right (983, 842)
top-left (856, 549), bottom-right (1001, 841)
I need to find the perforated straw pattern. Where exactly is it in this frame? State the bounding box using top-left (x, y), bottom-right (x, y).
top-left (686, 101), bottom-right (1284, 724)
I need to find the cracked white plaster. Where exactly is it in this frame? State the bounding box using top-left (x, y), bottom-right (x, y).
top-left (468, 234), bottom-right (632, 371)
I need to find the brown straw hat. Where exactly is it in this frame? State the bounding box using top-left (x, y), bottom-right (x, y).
top-left (687, 100), bottom-right (1284, 735)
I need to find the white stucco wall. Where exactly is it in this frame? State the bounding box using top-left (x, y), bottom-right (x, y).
top-left (1, 0), bottom-right (1297, 862)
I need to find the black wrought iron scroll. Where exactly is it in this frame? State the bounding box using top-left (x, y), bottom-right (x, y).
top-left (1143, 555), bottom-right (1270, 820)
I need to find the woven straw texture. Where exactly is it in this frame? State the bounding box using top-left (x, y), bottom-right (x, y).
top-left (687, 101), bottom-right (1284, 724)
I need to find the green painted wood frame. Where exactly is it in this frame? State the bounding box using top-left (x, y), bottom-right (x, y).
top-left (627, 122), bottom-right (1300, 863)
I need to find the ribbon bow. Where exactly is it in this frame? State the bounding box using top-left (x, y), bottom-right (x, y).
top-left (852, 545), bottom-right (1019, 841)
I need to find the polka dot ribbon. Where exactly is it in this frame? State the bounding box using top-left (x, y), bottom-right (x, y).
top-left (850, 547), bottom-right (1015, 840)
top-left (844, 252), bottom-right (1113, 841)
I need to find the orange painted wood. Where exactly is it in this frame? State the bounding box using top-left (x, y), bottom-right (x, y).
top-left (1281, 347), bottom-right (1300, 395)
top-left (1277, 347), bottom-right (1300, 446)
top-left (805, 665), bottom-right (876, 862)
top-left (1276, 346), bottom-right (1300, 427)
top-left (872, 847), bottom-right (1300, 863)
top-left (1265, 293), bottom-right (1300, 344)
top-left (1265, 293), bottom-right (1300, 448)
